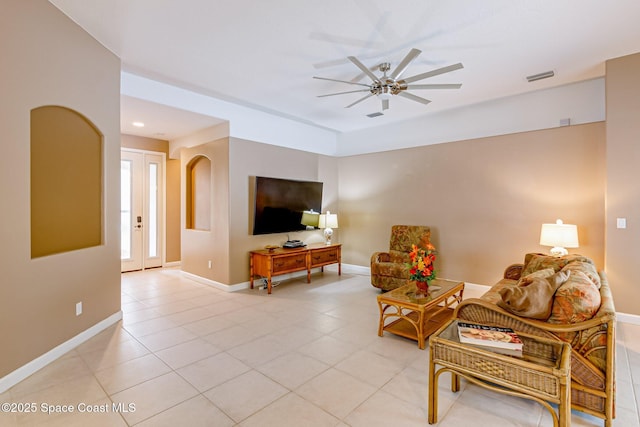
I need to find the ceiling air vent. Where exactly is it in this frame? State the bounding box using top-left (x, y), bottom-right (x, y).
top-left (526, 70), bottom-right (555, 82)
top-left (367, 112), bottom-right (384, 118)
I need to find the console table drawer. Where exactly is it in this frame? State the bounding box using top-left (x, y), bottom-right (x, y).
top-left (310, 248), bottom-right (338, 267)
top-left (272, 254), bottom-right (307, 273)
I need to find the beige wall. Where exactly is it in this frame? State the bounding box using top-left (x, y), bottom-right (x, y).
top-left (605, 52), bottom-right (640, 315)
top-left (228, 138), bottom-right (339, 284)
top-left (180, 137), bottom-right (338, 286)
top-left (181, 139), bottom-right (231, 283)
top-left (338, 123), bottom-right (606, 286)
top-left (0, 1), bottom-right (121, 378)
top-left (121, 134), bottom-right (181, 263)
top-left (183, 127), bottom-right (604, 292)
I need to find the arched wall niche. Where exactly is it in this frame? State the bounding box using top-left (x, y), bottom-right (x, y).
top-left (30, 105), bottom-right (103, 258)
top-left (186, 155), bottom-right (212, 231)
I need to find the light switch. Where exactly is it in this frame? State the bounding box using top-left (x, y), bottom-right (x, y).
top-left (617, 218), bottom-right (627, 229)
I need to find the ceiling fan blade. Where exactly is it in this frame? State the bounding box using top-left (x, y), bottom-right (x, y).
top-left (397, 91), bottom-right (432, 105)
top-left (345, 93), bottom-right (374, 108)
top-left (405, 83), bottom-right (462, 90)
top-left (389, 48), bottom-right (421, 80)
top-left (382, 99), bottom-right (390, 111)
top-left (347, 56), bottom-right (380, 82)
top-left (317, 89), bottom-right (372, 98)
top-left (402, 63), bottom-right (464, 84)
top-left (313, 76), bottom-right (371, 87)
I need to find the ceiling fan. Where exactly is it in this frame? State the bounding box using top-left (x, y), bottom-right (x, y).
top-left (314, 48), bottom-right (463, 111)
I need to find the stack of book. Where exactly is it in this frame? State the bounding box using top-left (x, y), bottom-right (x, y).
top-left (457, 321), bottom-right (523, 357)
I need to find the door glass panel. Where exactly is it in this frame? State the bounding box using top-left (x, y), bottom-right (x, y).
top-left (148, 163), bottom-right (158, 258)
top-left (121, 159), bottom-right (132, 260)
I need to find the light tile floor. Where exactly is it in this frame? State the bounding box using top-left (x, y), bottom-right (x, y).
top-left (1, 267), bottom-right (639, 426)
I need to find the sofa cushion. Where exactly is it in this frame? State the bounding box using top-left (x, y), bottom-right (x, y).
top-left (374, 261), bottom-right (409, 278)
top-left (521, 253), bottom-right (595, 276)
top-left (389, 250), bottom-right (409, 264)
top-left (548, 270), bottom-right (601, 324)
top-left (497, 270), bottom-right (570, 319)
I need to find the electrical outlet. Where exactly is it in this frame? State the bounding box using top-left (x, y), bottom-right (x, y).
top-left (208, 260), bottom-right (212, 269)
top-left (76, 302), bottom-right (82, 316)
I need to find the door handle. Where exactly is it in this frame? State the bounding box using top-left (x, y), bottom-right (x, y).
top-left (135, 215), bottom-right (142, 229)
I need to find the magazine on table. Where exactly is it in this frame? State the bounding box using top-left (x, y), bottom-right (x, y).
top-left (457, 321), bottom-right (523, 355)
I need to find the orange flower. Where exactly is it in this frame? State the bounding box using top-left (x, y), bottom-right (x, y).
top-left (406, 243), bottom-right (437, 283)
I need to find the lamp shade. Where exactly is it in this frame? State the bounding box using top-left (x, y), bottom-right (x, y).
top-left (318, 211), bottom-right (338, 229)
top-left (539, 219), bottom-right (579, 249)
top-left (301, 210), bottom-right (320, 227)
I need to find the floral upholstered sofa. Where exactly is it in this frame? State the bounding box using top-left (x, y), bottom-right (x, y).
top-left (455, 253), bottom-right (616, 426)
top-left (370, 225), bottom-right (431, 291)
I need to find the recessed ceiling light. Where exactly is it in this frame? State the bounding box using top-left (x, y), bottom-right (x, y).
top-left (132, 121), bottom-right (145, 127)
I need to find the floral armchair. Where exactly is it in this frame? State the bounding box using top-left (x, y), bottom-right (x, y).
top-left (370, 225), bottom-right (431, 291)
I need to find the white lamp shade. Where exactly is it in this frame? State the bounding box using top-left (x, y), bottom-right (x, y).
top-left (539, 220), bottom-right (579, 248)
top-left (318, 211), bottom-right (338, 229)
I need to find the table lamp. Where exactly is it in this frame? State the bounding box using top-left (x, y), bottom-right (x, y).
top-left (318, 211), bottom-right (338, 245)
top-left (300, 210), bottom-right (320, 229)
top-left (539, 219), bottom-right (579, 256)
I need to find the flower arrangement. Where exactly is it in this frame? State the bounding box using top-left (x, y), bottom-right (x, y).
top-left (408, 243), bottom-right (437, 283)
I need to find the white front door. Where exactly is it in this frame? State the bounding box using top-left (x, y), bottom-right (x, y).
top-left (121, 149), bottom-right (164, 272)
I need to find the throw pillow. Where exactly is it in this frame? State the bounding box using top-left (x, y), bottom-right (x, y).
top-left (521, 253), bottom-right (594, 277)
top-left (561, 261), bottom-right (601, 289)
top-left (517, 268), bottom-right (555, 284)
top-left (548, 270), bottom-right (601, 324)
top-left (497, 270), bottom-right (571, 320)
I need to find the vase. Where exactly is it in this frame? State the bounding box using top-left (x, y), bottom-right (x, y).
top-left (415, 280), bottom-right (429, 297)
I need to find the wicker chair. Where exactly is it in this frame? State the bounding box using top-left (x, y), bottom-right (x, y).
top-left (454, 255), bottom-right (616, 427)
top-left (370, 225), bottom-right (431, 291)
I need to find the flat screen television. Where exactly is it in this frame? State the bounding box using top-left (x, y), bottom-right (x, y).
top-left (252, 176), bottom-right (323, 235)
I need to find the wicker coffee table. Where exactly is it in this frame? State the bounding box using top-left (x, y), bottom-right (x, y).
top-left (377, 279), bottom-right (464, 349)
top-left (428, 319), bottom-right (571, 427)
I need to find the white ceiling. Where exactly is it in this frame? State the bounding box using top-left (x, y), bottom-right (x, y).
top-left (51, 0), bottom-right (640, 140)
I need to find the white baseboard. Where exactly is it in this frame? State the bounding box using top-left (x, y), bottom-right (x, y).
top-left (181, 271), bottom-right (248, 292)
top-left (182, 263), bottom-right (369, 292)
top-left (163, 261), bottom-right (181, 268)
top-left (616, 312), bottom-right (640, 325)
top-left (340, 263), bottom-right (370, 275)
top-left (0, 311), bottom-right (123, 394)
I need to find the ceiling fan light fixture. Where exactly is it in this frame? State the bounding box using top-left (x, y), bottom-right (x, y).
top-left (376, 84), bottom-right (392, 100)
top-left (315, 48), bottom-right (462, 111)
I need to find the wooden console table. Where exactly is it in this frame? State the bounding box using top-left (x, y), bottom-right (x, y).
top-left (249, 243), bottom-right (341, 294)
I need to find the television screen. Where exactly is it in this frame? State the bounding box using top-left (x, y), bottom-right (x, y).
top-left (252, 176), bottom-right (323, 235)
